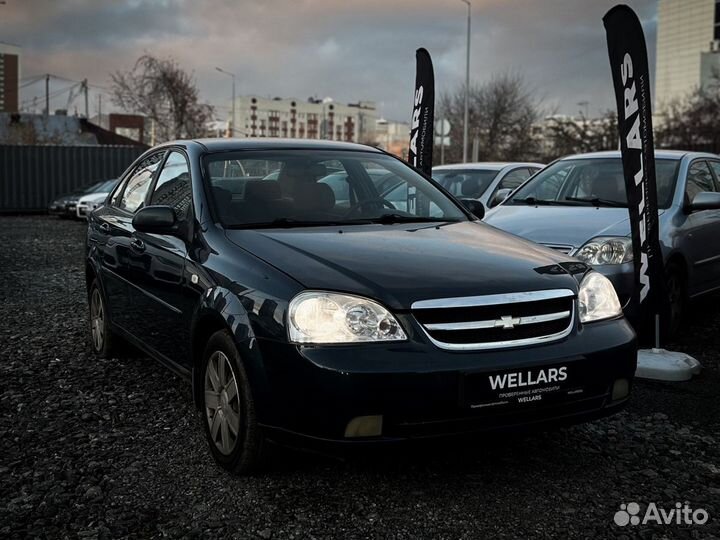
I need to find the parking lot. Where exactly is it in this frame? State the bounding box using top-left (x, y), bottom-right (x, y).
top-left (1, 215), bottom-right (719, 539)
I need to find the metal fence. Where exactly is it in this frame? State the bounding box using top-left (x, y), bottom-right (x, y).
top-left (0, 145), bottom-right (146, 213)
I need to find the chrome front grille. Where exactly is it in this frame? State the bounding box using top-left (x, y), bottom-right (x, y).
top-left (412, 289), bottom-right (576, 350)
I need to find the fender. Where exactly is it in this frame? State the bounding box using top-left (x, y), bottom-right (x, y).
top-left (85, 256), bottom-right (103, 290)
top-left (190, 286), bottom-right (274, 421)
top-left (85, 256), bottom-right (117, 324)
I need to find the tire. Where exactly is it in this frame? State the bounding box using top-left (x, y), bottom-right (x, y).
top-left (88, 279), bottom-right (117, 358)
top-left (663, 261), bottom-right (686, 341)
top-left (200, 329), bottom-right (265, 474)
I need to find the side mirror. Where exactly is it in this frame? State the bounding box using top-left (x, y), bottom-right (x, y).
top-left (687, 191), bottom-right (720, 212)
top-left (132, 205), bottom-right (178, 234)
top-left (490, 188), bottom-right (512, 208)
top-left (459, 198), bottom-right (485, 220)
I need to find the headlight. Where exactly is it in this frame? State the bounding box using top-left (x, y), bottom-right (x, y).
top-left (578, 272), bottom-right (622, 323)
top-left (575, 237), bottom-right (633, 265)
top-left (288, 291), bottom-right (407, 344)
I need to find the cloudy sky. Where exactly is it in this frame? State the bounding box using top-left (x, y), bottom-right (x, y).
top-left (3, 0), bottom-right (657, 122)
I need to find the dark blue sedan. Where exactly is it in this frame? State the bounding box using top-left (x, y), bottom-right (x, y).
top-left (85, 139), bottom-right (636, 473)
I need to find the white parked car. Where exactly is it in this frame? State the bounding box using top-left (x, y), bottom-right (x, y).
top-left (76, 179), bottom-right (119, 219)
top-left (433, 162), bottom-right (544, 210)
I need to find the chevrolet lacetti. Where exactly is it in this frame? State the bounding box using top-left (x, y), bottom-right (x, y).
top-left (85, 139), bottom-right (636, 474)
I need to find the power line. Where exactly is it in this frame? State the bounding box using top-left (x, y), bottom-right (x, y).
top-left (21, 82), bottom-right (80, 107)
top-left (19, 75), bottom-right (47, 89)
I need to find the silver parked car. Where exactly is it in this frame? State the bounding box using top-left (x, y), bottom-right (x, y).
top-left (433, 162), bottom-right (544, 210)
top-left (485, 150), bottom-right (720, 334)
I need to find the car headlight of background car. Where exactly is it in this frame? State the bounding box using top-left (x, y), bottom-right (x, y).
top-left (578, 272), bottom-right (622, 323)
top-left (288, 291), bottom-right (407, 344)
top-left (575, 236), bottom-right (633, 265)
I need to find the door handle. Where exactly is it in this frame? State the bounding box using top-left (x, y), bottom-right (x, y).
top-left (130, 238), bottom-right (146, 252)
top-left (99, 222), bottom-right (111, 234)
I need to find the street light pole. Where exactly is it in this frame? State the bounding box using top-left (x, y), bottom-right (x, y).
top-left (215, 67), bottom-right (236, 137)
top-left (45, 74), bottom-right (50, 116)
top-left (460, 0), bottom-right (471, 163)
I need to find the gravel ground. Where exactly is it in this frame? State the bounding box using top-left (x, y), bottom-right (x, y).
top-left (1, 215), bottom-right (719, 539)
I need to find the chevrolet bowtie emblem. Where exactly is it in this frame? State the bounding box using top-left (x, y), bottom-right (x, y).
top-left (495, 315), bottom-right (521, 329)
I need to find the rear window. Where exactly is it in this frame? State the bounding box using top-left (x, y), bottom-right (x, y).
top-left (433, 169), bottom-right (499, 198)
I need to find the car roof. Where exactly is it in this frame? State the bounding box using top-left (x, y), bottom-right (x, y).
top-left (160, 137), bottom-right (385, 154)
top-left (558, 150), bottom-right (719, 161)
top-left (433, 162), bottom-right (544, 171)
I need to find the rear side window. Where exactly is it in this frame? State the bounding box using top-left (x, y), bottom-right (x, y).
top-left (117, 152), bottom-right (165, 213)
top-left (707, 161), bottom-right (720, 190)
top-left (686, 161), bottom-right (716, 201)
top-left (151, 151), bottom-right (192, 220)
top-left (498, 168), bottom-right (532, 191)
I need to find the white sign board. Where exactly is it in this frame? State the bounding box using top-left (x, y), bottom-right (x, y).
top-left (434, 119), bottom-right (451, 137)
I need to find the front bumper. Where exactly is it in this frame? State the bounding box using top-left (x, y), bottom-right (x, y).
top-left (48, 203), bottom-right (76, 217)
top-left (254, 316), bottom-right (637, 443)
top-left (77, 202), bottom-right (101, 219)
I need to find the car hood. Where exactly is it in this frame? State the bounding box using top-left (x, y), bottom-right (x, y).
top-left (225, 221), bottom-right (581, 310)
top-left (52, 192), bottom-right (82, 203)
top-left (483, 205), bottom-right (656, 249)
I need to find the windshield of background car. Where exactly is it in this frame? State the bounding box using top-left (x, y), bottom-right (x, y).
top-left (432, 169), bottom-right (499, 198)
top-left (95, 179), bottom-right (118, 192)
top-left (83, 181), bottom-right (105, 193)
top-left (203, 150), bottom-right (468, 228)
top-left (507, 158), bottom-right (680, 208)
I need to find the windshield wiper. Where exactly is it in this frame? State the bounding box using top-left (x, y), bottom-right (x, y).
top-left (565, 196), bottom-right (627, 208)
top-left (228, 217), bottom-right (366, 229)
top-left (363, 213), bottom-right (460, 224)
top-left (517, 196), bottom-right (564, 206)
top-left (228, 215), bottom-right (458, 229)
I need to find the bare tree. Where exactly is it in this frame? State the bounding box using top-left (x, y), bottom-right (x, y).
top-left (655, 78), bottom-right (720, 153)
top-left (540, 109), bottom-right (618, 161)
top-left (437, 74), bottom-right (541, 163)
top-left (111, 55), bottom-right (213, 143)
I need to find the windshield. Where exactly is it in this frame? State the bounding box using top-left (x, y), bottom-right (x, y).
top-left (507, 158), bottom-right (680, 208)
top-left (433, 169), bottom-right (499, 198)
top-left (203, 150), bottom-right (467, 228)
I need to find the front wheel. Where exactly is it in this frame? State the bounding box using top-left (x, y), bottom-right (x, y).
top-left (200, 330), bottom-right (265, 474)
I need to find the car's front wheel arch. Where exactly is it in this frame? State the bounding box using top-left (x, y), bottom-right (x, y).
top-left (85, 262), bottom-right (98, 293)
top-left (190, 300), bottom-right (269, 418)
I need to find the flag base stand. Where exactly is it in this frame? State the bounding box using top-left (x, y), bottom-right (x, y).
top-left (635, 348), bottom-right (702, 381)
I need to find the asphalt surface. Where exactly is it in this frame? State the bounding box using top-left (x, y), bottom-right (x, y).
top-left (1, 215), bottom-right (719, 539)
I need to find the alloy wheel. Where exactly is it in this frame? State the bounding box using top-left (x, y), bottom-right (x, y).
top-left (204, 351), bottom-right (242, 455)
top-left (90, 288), bottom-right (104, 352)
